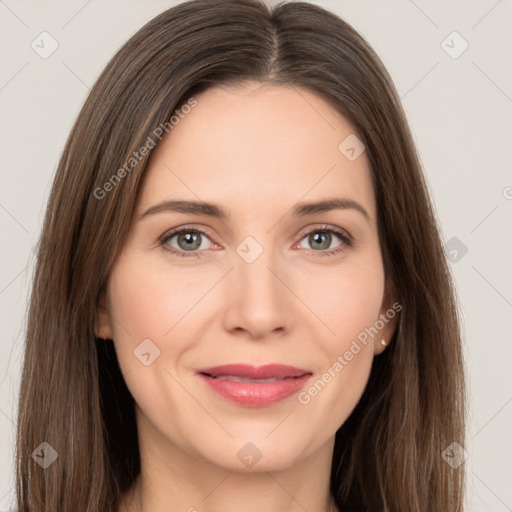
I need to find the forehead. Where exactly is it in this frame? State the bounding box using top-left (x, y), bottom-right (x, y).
top-left (137, 81), bottom-right (375, 222)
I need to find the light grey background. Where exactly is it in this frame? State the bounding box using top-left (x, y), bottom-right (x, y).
top-left (1, 0), bottom-right (511, 510)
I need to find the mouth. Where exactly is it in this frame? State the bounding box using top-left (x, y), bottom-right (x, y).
top-left (203, 375), bottom-right (289, 382)
top-left (196, 364), bottom-right (312, 407)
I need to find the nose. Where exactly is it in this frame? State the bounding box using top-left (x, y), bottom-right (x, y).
top-left (221, 242), bottom-right (294, 340)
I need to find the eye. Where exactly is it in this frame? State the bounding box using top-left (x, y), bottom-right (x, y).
top-left (295, 225), bottom-right (352, 257)
top-left (160, 226), bottom-right (217, 258)
top-left (159, 224), bottom-right (352, 259)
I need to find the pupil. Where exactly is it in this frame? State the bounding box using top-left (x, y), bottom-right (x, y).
top-left (311, 232), bottom-right (330, 250)
top-left (179, 232), bottom-right (200, 250)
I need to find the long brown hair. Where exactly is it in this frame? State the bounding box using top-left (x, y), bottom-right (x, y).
top-left (16, 0), bottom-right (467, 510)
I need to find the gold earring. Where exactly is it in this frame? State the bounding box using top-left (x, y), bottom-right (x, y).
top-left (380, 338), bottom-right (387, 347)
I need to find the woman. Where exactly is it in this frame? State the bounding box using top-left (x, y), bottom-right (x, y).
top-left (15, 0), bottom-right (467, 510)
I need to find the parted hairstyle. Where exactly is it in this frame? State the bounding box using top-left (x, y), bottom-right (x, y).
top-left (15, 0), bottom-right (467, 510)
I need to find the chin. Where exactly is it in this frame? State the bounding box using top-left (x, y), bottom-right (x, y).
top-left (193, 435), bottom-right (311, 474)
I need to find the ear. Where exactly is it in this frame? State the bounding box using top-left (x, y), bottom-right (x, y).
top-left (94, 291), bottom-right (113, 340)
top-left (373, 278), bottom-right (400, 356)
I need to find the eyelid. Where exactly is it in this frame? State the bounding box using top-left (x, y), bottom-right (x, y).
top-left (294, 223), bottom-right (352, 244)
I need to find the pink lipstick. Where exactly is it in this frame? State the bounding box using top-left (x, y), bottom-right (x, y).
top-left (196, 364), bottom-right (312, 407)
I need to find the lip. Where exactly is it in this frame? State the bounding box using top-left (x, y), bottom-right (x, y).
top-left (196, 364), bottom-right (312, 407)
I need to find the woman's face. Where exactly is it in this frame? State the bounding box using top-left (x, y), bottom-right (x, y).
top-left (97, 81), bottom-right (397, 472)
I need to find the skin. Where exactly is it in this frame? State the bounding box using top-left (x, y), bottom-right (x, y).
top-left (96, 80), bottom-right (397, 512)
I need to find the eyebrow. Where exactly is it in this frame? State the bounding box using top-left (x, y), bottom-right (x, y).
top-left (138, 198), bottom-right (370, 223)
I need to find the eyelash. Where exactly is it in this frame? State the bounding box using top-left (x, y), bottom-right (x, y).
top-left (158, 224), bottom-right (353, 259)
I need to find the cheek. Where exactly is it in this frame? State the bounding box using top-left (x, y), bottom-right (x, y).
top-left (105, 254), bottom-right (201, 425)
top-left (106, 253), bottom-right (203, 346)
top-left (107, 244), bottom-right (385, 361)
top-left (309, 261), bottom-right (385, 348)
top-left (295, 265), bottom-right (383, 425)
